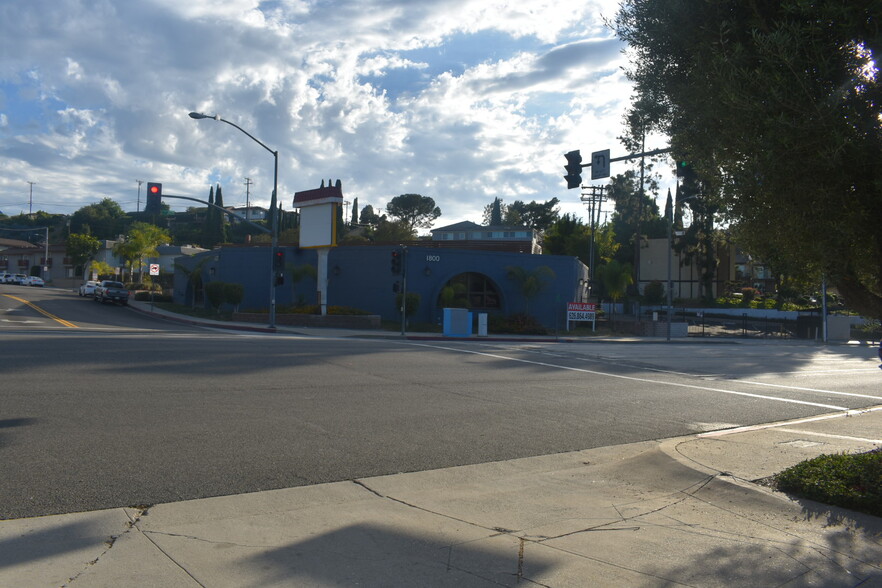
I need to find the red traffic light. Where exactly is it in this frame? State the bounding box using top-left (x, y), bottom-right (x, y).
top-left (145, 182), bottom-right (162, 214)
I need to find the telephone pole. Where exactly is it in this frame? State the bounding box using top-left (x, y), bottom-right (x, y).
top-left (27, 181), bottom-right (36, 216)
top-left (136, 180), bottom-right (144, 213)
top-left (244, 177), bottom-right (253, 220)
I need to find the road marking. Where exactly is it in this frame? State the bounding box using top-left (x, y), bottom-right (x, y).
top-left (734, 379), bottom-right (882, 402)
top-left (2, 294), bottom-right (78, 328)
top-left (698, 405), bottom-right (882, 437)
top-left (770, 368), bottom-right (881, 376)
top-left (411, 343), bottom-right (849, 411)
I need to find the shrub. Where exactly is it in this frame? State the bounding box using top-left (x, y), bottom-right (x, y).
top-left (488, 313), bottom-right (547, 335)
top-left (774, 449), bottom-right (882, 517)
top-left (205, 281), bottom-right (225, 311)
top-left (276, 304), bottom-right (371, 315)
top-left (740, 287), bottom-right (761, 304)
top-left (643, 280), bottom-right (665, 305)
top-left (133, 291), bottom-right (173, 302)
top-left (223, 283), bottom-right (244, 311)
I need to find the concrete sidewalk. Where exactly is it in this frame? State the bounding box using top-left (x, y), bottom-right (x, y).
top-left (1, 406), bottom-right (880, 587)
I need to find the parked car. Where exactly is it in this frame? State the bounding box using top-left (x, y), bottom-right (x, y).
top-left (79, 280), bottom-right (99, 297)
top-left (24, 276), bottom-right (45, 287)
top-left (11, 274), bottom-right (28, 285)
top-left (0, 272), bottom-right (11, 283)
top-left (94, 280), bottom-right (129, 305)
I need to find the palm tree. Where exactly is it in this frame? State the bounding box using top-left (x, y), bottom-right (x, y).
top-left (597, 260), bottom-right (633, 329)
top-left (505, 265), bottom-right (556, 314)
top-left (287, 263), bottom-right (317, 307)
top-left (174, 256), bottom-right (211, 308)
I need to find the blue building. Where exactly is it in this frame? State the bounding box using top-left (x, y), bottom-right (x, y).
top-left (173, 244), bottom-right (589, 330)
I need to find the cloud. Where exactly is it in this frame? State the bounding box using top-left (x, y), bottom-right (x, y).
top-left (0, 0), bottom-right (647, 229)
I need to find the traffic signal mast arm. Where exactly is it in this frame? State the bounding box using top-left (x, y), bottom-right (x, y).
top-left (160, 194), bottom-right (272, 234)
top-left (579, 147), bottom-right (672, 169)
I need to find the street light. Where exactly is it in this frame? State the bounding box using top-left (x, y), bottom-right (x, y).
top-left (188, 112), bottom-right (279, 329)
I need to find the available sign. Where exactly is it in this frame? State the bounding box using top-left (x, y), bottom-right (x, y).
top-left (566, 301), bottom-right (596, 331)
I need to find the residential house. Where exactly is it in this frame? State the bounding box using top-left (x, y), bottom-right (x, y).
top-left (430, 221), bottom-right (541, 254)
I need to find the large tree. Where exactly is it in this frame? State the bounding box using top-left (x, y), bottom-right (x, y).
top-left (616, 0), bottom-right (882, 318)
top-left (504, 199), bottom-right (560, 233)
top-left (385, 194), bottom-right (441, 232)
top-left (70, 198), bottom-right (126, 240)
top-left (66, 233), bottom-right (101, 277)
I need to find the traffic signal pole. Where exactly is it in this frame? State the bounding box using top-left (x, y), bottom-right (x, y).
top-left (400, 247), bottom-right (408, 337)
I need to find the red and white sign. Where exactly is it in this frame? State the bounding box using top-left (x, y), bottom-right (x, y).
top-left (149, 264), bottom-right (160, 276)
top-left (567, 301), bottom-right (597, 331)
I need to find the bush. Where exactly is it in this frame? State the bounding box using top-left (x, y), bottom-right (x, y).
top-left (133, 291), bottom-right (173, 302)
top-left (740, 287), bottom-right (761, 304)
top-left (488, 313), bottom-right (547, 335)
top-left (643, 280), bottom-right (665, 305)
top-left (205, 281), bottom-right (225, 311)
top-left (223, 283), bottom-right (244, 310)
top-left (275, 304), bottom-right (371, 315)
top-left (774, 449), bottom-right (882, 517)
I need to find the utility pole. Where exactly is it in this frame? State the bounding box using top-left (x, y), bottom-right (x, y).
top-left (27, 181), bottom-right (36, 216)
top-left (244, 177), bottom-right (253, 220)
top-left (580, 185), bottom-right (607, 300)
top-left (136, 180), bottom-right (144, 213)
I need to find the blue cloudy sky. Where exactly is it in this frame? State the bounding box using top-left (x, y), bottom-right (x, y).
top-left (0, 0), bottom-right (668, 231)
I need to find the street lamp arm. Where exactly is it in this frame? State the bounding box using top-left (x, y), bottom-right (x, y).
top-left (188, 109), bottom-right (280, 329)
top-left (188, 112), bottom-right (277, 157)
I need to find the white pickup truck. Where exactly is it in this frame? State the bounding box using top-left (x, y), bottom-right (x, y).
top-left (94, 280), bottom-right (129, 305)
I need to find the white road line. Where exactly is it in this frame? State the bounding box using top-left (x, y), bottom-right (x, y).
top-left (698, 405), bottom-right (882, 438)
top-left (735, 379), bottom-right (882, 401)
top-left (765, 368), bottom-right (880, 376)
top-left (411, 343), bottom-right (849, 411)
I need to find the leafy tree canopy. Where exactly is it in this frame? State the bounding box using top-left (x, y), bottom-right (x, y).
top-left (359, 204), bottom-right (381, 226)
top-left (373, 218), bottom-right (416, 241)
top-left (616, 0), bottom-right (882, 318)
top-left (504, 199), bottom-right (560, 233)
top-left (66, 233), bottom-right (101, 268)
top-left (70, 198), bottom-right (127, 240)
top-left (385, 194), bottom-right (441, 231)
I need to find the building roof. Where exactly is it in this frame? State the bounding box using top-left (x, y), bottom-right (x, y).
top-left (0, 237), bottom-right (40, 249)
top-left (293, 180), bottom-right (344, 207)
top-left (431, 221), bottom-right (534, 233)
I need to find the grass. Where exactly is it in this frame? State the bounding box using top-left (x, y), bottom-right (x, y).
top-left (773, 449), bottom-right (882, 517)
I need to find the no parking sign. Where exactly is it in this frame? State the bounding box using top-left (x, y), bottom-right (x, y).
top-left (149, 264), bottom-right (160, 276)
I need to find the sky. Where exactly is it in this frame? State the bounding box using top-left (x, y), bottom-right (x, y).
top-left (0, 0), bottom-right (671, 233)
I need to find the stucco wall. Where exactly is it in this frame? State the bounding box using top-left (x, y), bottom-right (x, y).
top-left (174, 245), bottom-right (589, 329)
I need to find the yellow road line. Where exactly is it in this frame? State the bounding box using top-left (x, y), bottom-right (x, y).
top-left (2, 294), bottom-right (78, 328)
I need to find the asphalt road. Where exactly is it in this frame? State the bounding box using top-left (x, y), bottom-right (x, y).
top-left (2, 285), bottom-right (880, 519)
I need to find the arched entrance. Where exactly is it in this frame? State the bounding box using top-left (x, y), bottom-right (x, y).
top-left (436, 272), bottom-right (501, 310)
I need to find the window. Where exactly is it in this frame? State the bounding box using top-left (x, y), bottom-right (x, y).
top-left (438, 272), bottom-right (500, 309)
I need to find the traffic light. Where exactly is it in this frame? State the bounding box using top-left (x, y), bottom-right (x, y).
top-left (563, 150), bottom-right (582, 189)
top-left (390, 249), bottom-right (402, 275)
top-left (676, 161), bottom-right (692, 178)
top-left (145, 182), bottom-right (162, 214)
top-left (275, 272), bottom-right (285, 286)
top-left (392, 281), bottom-right (401, 293)
top-left (273, 248), bottom-right (285, 271)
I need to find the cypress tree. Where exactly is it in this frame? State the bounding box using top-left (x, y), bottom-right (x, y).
top-left (214, 184), bottom-right (226, 244)
top-left (204, 185), bottom-right (216, 248)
